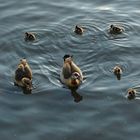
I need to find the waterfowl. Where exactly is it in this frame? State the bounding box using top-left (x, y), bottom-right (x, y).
top-left (113, 66), bottom-right (122, 75)
top-left (60, 55), bottom-right (83, 89)
top-left (14, 58), bottom-right (32, 93)
top-left (113, 66), bottom-right (122, 80)
top-left (25, 32), bottom-right (36, 41)
top-left (109, 24), bottom-right (123, 34)
top-left (127, 88), bottom-right (136, 100)
top-left (74, 25), bottom-right (84, 35)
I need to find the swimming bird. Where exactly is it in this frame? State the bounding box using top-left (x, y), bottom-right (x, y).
top-left (113, 65), bottom-right (122, 80)
top-left (127, 88), bottom-right (136, 100)
top-left (25, 32), bottom-right (36, 41)
top-left (14, 58), bottom-right (32, 94)
top-left (74, 25), bottom-right (84, 35)
top-left (109, 24), bottom-right (124, 34)
top-left (60, 55), bottom-right (83, 90)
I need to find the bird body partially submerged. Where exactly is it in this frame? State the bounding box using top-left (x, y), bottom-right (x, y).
top-left (15, 58), bottom-right (32, 94)
top-left (60, 55), bottom-right (83, 89)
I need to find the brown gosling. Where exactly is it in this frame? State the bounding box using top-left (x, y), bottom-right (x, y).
top-left (113, 66), bottom-right (122, 75)
top-left (25, 32), bottom-right (36, 41)
top-left (113, 66), bottom-right (122, 80)
top-left (60, 54), bottom-right (83, 90)
top-left (109, 24), bottom-right (124, 34)
top-left (14, 58), bottom-right (32, 93)
top-left (74, 25), bottom-right (84, 35)
top-left (127, 88), bottom-right (136, 100)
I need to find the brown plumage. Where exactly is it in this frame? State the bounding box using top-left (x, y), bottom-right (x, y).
top-left (15, 58), bottom-right (32, 93)
top-left (25, 32), bottom-right (36, 41)
top-left (60, 55), bottom-right (83, 89)
top-left (109, 24), bottom-right (123, 34)
top-left (74, 25), bottom-right (84, 35)
top-left (113, 65), bottom-right (122, 80)
top-left (113, 66), bottom-right (122, 75)
top-left (127, 88), bottom-right (136, 100)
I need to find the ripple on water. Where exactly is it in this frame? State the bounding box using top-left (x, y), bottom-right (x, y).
top-left (97, 59), bottom-right (134, 79)
top-left (1, 0), bottom-right (140, 139)
top-left (68, 21), bottom-right (107, 47)
top-left (1, 15), bottom-right (138, 96)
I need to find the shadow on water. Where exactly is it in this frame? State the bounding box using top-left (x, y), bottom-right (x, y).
top-left (114, 73), bottom-right (121, 80)
top-left (21, 87), bottom-right (32, 95)
top-left (70, 89), bottom-right (83, 103)
top-left (13, 81), bottom-right (32, 95)
top-left (60, 78), bottom-right (83, 103)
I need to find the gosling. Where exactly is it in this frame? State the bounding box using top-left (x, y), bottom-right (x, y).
top-left (113, 66), bottom-right (122, 80)
top-left (74, 25), bottom-right (84, 35)
top-left (109, 24), bottom-right (124, 34)
top-left (25, 32), bottom-right (36, 41)
top-left (14, 58), bottom-right (32, 93)
top-left (60, 55), bottom-right (83, 90)
top-left (127, 88), bottom-right (136, 100)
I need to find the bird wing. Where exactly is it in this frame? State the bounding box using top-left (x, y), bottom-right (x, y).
top-left (62, 63), bottom-right (72, 79)
top-left (15, 68), bottom-right (25, 81)
top-left (24, 65), bottom-right (32, 79)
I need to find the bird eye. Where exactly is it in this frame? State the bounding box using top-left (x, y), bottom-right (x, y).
top-left (74, 73), bottom-right (78, 76)
top-left (73, 72), bottom-right (80, 78)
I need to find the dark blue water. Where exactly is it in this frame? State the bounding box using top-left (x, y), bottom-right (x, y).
top-left (0, 0), bottom-right (140, 139)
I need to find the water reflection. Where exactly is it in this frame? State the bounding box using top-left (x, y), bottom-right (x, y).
top-left (71, 89), bottom-right (83, 103)
top-left (61, 82), bottom-right (83, 103)
top-left (21, 86), bottom-right (32, 95)
top-left (14, 82), bottom-right (32, 94)
top-left (115, 73), bottom-right (121, 80)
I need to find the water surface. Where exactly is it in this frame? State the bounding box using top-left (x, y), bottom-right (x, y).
top-left (0, 0), bottom-right (140, 139)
